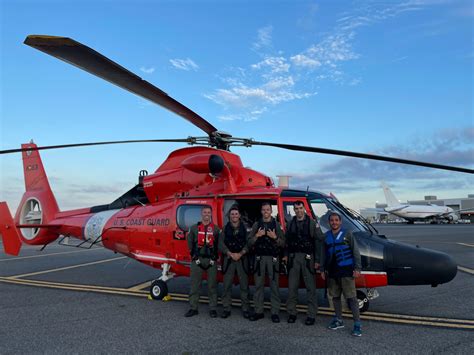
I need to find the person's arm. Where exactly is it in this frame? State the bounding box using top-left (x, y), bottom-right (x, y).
top-left (187, 225), bottom-right (197, 258)
top-left (247, 222), bottom-right (259, 248)
top-left (274, 221), bottom-right (285, 248)
top-left (312, 218), bottom-right (325, 265)
top-left (348, 231), bottom-right (362, 271)
top-left (218, 229), bottom-right (230, 255)
top-left (240, 224), bottom-right (249, 255)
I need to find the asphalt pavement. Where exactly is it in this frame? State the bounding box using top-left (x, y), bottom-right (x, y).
top-left (0, 224), bottom-right (473, 353)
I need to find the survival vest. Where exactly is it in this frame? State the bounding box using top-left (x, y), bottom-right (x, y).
top-left (224, 222), bottom-right (247, 253)
top-left (254, 218), bottom-right (279, 257)
top-left (324, 229), bottom-right (354, 277)
top-left (287, 215), bottom-right (313, 254)
top-left (198, 222), bottom-right (216, 248)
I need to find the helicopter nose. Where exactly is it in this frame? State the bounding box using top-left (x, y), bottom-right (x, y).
top-left (384, 242), bottom-right (457, 286)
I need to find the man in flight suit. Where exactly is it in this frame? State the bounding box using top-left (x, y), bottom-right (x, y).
top-left (185, 206), bottom-right (221, 318)
top-left (283, 200), bottom-right (324, 325)
top-left (320, 210), bottom-right (363, 336)
top-left (248, 202), bottom-right (285, 323)
top-left (219, 206), bottom-right (250, 319)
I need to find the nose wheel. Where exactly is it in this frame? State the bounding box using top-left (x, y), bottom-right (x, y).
top-left (347, 290), bottom-right (371, 313)
top-left (149, 263), bottom-right (174, 300)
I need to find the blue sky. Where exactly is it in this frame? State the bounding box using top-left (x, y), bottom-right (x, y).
top-left (1, 0), bottom-right (473, 211)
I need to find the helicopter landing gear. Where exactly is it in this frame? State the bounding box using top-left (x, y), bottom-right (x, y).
top-left (348, 289), bottom-right (379, 313)
top-left (149, 263), bottom-right (175, 300)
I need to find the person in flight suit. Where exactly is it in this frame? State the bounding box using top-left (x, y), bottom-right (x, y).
top-left (219, 206), bottom-right (250, 319)
top-left (283, 200), bottom-right (324, 325)
top-left (320, 210), bottom-right (363, 336)
top-left (185, 206), bottom-right (221, 318)
top-left (248, 202), bottom-right (285, 323)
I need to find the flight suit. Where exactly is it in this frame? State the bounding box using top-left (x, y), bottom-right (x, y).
top-left (187, 222), bottom-right (221, 311)
top-left (248, 218), bottom-right (285, 315)
top-left (219, 221), bottom-right (250, 313)
top-left (285, 215), bottom-right (324, 318)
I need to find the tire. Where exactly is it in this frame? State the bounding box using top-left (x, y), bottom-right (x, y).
top-left (150, 280), bottom-right (168, 300)
top-left (348, 290), bottom-right (369, 313)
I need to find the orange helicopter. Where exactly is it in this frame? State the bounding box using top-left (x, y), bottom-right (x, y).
top-left (1, 35), bottom-right (472, 312)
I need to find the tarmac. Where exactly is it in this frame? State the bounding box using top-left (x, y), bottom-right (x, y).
top-left (0, 224), bottom-right (473, 353)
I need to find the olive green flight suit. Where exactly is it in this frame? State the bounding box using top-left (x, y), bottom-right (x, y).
top-left (286, 216), bottom-right (324, 318)
top-left (248, 219), bottom-right (285, 315)
top-left (219, 222), bottom-right (250, 312)
top-left (187, 223), bottom-right (221, 311)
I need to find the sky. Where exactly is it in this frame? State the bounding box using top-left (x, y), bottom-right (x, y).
top-left (1, 0), bottom-right (473, 212)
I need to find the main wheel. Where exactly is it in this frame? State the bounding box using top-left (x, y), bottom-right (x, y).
top-left (150, 280), bottom-right (168, 300)
top-left (347, 290), bottom-right (369, 313)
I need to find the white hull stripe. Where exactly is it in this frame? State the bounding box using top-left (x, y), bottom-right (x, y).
top-left (361, 271), bottom-right (387, 275)
top-left (131, 253), bottom-right (177, 263)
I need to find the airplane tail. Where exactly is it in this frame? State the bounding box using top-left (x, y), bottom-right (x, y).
top-left (10, 142), bottom-right (61, 249)
top-left (381, 181), bottom-right (400, 207)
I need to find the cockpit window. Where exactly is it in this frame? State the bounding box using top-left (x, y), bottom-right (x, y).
top-left (308, 198), bottom-right (364, 233)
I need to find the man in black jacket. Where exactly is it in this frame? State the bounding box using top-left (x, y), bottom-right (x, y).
top-left (219, 206), bottom-right (250, 319)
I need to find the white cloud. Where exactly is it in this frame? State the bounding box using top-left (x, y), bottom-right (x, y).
top-left (140, 66), bottom-right (155, 74)
top-left (169, 58), bottom-right (199, 71)
top-left (290, 54), bottom-right (321, 68)
top-left (252, 25), bottom-right (273, 51)
top-left (206, 1), bottom-right (445, 121)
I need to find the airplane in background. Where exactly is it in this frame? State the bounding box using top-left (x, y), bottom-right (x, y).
top-left (381, 182), bottom-right (460, 224)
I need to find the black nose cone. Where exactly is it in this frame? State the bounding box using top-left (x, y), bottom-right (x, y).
top-left (385, 242), bottom-right (457, 286)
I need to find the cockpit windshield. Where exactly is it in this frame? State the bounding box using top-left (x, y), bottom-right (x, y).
top-left (308, 197), bottom-right (367, 234)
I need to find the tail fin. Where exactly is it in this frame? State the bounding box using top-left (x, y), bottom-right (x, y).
top-left (381, 181), bottom-right (400, 207)
top-left (0, 202), bottom-right (22, 255)
top-left (13, 142), bottom-right (60, 245)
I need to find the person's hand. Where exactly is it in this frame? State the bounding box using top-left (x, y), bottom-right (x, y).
top-left (353, 270), bottom-right (361, 278)
top-left (320, 272), bottom-right (326, 280)
top-left (256, 228), bottom-right (266, 238)
top-left (234, 252), bottom-right (242, 261)
top-left (267, 229), bottom-right (277, 239)
top-left (282, 256), bottom-right (288, 263)
top-left (314, 263), bottom-right (320, 270)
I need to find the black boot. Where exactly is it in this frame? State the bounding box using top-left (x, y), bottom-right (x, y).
top-left (184, 309), bottom-right (198, 317)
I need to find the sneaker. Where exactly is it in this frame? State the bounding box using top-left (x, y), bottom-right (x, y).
top-left (221, 311), bottom-right (231, 319)
top-left (328, 318), bottom-right (344, 330)
top-left (352, 322), bottom-right (362, 337)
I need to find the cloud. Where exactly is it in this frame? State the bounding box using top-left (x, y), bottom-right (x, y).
top-left (140, 66), bottom-right (155, 74)
top-left (169, 58), bottom-right (199, 71)
top-left (285, 126), bottom-right (474, 193)
top-left (252, 25), bottom-right (273, 51)
top-left (206, 1), bottom-right (451, 121)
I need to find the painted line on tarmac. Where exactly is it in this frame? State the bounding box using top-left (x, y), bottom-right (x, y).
top-left (456, 243), bottom-right (474, 248)
top-left (128, 280), bottom-right (153, 291)
top-left (458, 266), bottom-right (474, 275)
top-left (7, 256), bottom-right (127, 279)
top-left (0, 277), bottom-right (472, 330)
top-left (0, 248), bottom-right (99, 262)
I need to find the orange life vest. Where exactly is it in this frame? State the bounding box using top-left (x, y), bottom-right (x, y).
top-left (197, 222), bottom-right (215, 248)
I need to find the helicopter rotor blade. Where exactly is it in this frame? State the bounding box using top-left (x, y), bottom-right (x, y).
top-left (250, 140), bottom-right (474, 174)
top-left (0, 139), bottom-right (193, 155)
top-left (24, 35), bottom-right (218, 136)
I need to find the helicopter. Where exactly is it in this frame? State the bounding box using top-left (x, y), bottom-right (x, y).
top-left (1, 35), bottom-right (471, 313)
